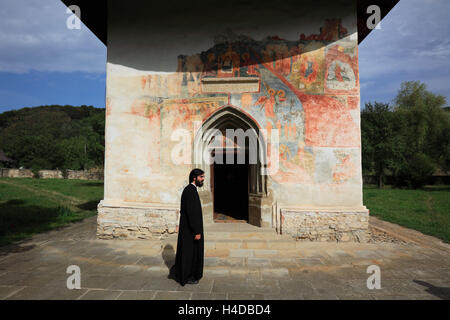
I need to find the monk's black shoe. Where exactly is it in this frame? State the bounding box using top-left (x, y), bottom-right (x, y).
top-left (167, 274), bottom-right (175, 280)
top-left (187, 279), bottom-right (199, 284)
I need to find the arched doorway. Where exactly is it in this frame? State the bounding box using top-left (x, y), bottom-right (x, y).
top-left (210, 125), bottom-right (250, 223)
top-left (193, 106), bottom-right (268, 227)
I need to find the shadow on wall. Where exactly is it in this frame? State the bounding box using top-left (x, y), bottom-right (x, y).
top-left (175, 20), bottom-right (348, 76)
top-left (107, 0), bottom-right (356, 72)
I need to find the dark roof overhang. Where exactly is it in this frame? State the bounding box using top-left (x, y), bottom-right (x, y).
top-left (61, 0), bottom-right (399, 46)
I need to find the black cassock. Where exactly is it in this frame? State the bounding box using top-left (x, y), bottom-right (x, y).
top-left (169, 183), bottom-right (204, 286)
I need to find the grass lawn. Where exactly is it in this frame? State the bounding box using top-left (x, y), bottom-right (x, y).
top-left (363, 184), bottom-right (450, 243)
top-left (0, 177), bottom-right (103, 246)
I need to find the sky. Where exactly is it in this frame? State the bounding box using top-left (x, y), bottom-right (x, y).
top-left (0, 0), bottom-right (449, 113)
top-left (359, 0), bottom-right (450, 106)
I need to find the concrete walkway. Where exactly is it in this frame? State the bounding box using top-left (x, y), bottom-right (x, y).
top-left (0, 216), bottom-right (449, 300)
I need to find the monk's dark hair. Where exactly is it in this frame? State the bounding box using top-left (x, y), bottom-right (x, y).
top-left (189, 168), bottom-right (204, 183)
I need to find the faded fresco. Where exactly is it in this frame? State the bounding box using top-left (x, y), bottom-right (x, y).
top-left (105, 18), bottom-right (362, 207)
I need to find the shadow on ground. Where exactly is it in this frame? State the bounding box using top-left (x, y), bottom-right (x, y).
top-left (77, 200), bottom-right (99, 211)
top-left (162, 244), bottom-right (175, 269)
top-left (0, 197), bottom-right (96, 256)
top-left (76, 182), bottom-right (104, 187)
top-left (0, 218), bottom-right (89, 257)
top-left (413, 280), bottom-right (450, 300)
top-left (0, 199), bottom-right (70, 248)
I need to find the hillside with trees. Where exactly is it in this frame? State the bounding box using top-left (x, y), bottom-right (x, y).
top-left (0, 105), bottom-right (105, 172)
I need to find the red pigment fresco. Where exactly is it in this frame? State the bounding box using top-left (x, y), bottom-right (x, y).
top-left (299, 19), bottom-right (347, 42)
top-left (127, 99), bottom-right (161, 173)
top-left (129, 99), bottom-right (160, 121)
top-left (141, 73), bottom-right (183, 97)
top-left (334, 64), bottom-right (344, 82)
top-left (164, 99), bottom-right (224, 130)
top-left (201, 104), bottom-right (262, 130)
top-left (284, 122), bottom-right (297, 139)
top-left (105, 97), bottom-right (112, 117)
top-left (300, 56), bottom-right (319, 84)
top-left (332, 154), bottom-right (357, 183)
top-left (261, 61), bottom-right (360, 148)
top-left (255, 94), bottom-right (276, 118)
top-left (141, 76), bottom-right (148, 90)
top-left (274, 145), bottom-right (314, 184)
top-left (347, 95), bottom-right (360, 110)
top-left (133, 19), bottom-right (359, 160)
top-left (301, 95), bottom-right (359, 147)
top-left (324, 44), bottom-right (359, 95)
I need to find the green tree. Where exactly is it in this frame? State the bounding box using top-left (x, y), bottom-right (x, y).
top-left (361, 102), bottom-right (398, 188)
top-left (392, 81), bottom-right (449, 188)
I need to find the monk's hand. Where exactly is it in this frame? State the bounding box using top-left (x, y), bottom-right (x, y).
top-left (194, 234), bottom-right (201, 240)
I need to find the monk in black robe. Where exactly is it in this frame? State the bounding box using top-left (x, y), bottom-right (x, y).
top-left (169, 169), bottom-right (205, 286)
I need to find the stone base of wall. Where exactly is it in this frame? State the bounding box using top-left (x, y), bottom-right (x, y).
top-left (280, 208), bottom-right (369, 242)
top-left (97, 200), bottom-right (179, 240)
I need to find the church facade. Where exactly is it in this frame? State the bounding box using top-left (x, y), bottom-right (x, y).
top-left (63, 0), bottom-right (398, 242)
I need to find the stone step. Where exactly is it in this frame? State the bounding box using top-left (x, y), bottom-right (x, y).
top-left (204, 225), bottom-right (291, 240)
top-left (163, 224), bottom-right (296, 249)
top-left (212, 239), bottom-right (296, 248)
top-left (204, 231), bottom-right (281, 237)
top-left (160, 223), bottom-right (298, 259)
top-left (203, 223), bottom-right (276, 232)
top-left (207, 248), bottom-right (282, 258)
top-left (142, 264), bottom-right (293, 278)
top-left (204, 233), bottom-right (286, 241)
top-left (164, 233), bottom-right (295, 244)
top-left (161, 239), bottom-right (300, 258)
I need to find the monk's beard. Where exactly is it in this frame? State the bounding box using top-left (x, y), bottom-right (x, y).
top-left (195, 180), bottom-right (204, 187)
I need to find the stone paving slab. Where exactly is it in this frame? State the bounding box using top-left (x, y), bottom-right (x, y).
top-left (0, 216), bottom-right (449, 300)
top-left (0, 286), bottom-right (26, 299)
top-left (6, 286), bottom-right (88, 300)
top-left (154, 291), bottom-right (192, 300)
top-left (79, 289), bottom-right (122, 300)
top-left (191, 292), bottom-right (227, 300)
top-left (116, 290), bottom-right (157, 300)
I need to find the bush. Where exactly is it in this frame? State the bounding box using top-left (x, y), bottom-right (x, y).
top-left (61, 167), bottom-right (69, 179)
top-left (31, 165), bottom-right (41, 179)
top-left (394, 153), bottom-right (436, 189)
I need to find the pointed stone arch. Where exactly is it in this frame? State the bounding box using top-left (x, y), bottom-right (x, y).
top-left (192, 105), bottom-right (271, 227)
